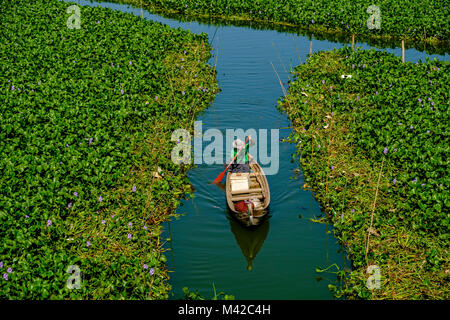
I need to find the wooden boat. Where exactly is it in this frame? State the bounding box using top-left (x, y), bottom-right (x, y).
top-left (226, 161), bottom-right (270, 226)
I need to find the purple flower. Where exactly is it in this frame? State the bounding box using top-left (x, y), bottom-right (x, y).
top-left (68, 202), bottom-right (72, 209)
top-left (318, 144), bottom-right (321, 149)
top-left (101, 220), bottom-right (106, 225)
top-left (11, 85), bottom-right (15, 90)
top-left (427, 130), bottom-right (430, 133)
top-left (412, 178), bottom-right (417, 183)
top-left (127, 233), bottom-right (132, 239)
top-left (129, 61), bottom-right (132, 65)
top-left (132, 185), bottom-right (136, 193)
top-left (331, 166), bottom-right (335, 170)
top-left (322, 80), bottom-right (325, 84)
top-left (393, 178), bottom-right (397, 185)
top-left (128, 222), bottom-right (132, 228)
top-left (74, 192), bottom-right (78, 197)
top-left (330, 86), bottom-right (333, 91)
top-left (144, 264), bottom-right (148, 269)
top-left (149, 268), bottom-right (155, 276)
top-left (38, 81), bottom-right (41, 85)
top-left (121, 89), bottom-right (124, 95)
top-left (143, 225), bottom-right (148, 230)
top-left (3, 273), bottom-right (8, 281)
top-left (384, 147), bottom-right (388, 154)
top-left (418, 98), bottom-right (422, 103)
top-left (421, 183), bottom-right (426, 187)
top-left (394, 148), bottom-right (397, 152)
top-left (351, 209), bottom-right (355, 213)
top-left (410, 125), bottom-right (414, 129)
top-left (89, 137), bottom-right (93, 145)
top-left (182, 91), bottom-right (185, 95)
top-left (86, 241), bottom-right (91, 247)
top-left (0, 261), bottom-right (3, 268)
top-left (96, 20), bottom-right (99, 24)
top-left (98, 196), bottom-right (103, 202)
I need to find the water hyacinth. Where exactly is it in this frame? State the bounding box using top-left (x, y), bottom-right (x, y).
top-left (143, 264), bottom-right (148, 269)
top-left (149, 268), bottom-right (155, 276)
top-left (86, 241), bottom-right (91, 247)
top-left (68, 202), bottom-right (72, 209)
top-left (101, 220), bottom-right (106, 225)
top-left (132, 185), bottom-right (136, 193)
top-left (128, 222), bottom-right (132, 228)
top-left (74, 192), bottom-right (78, 197)
top-left (3, 274), bottom-right (7, 281)
top-left (127, 233), bottom-right (132, 239)
top-left (47, 220), bottom-right (52, 226)
top-left (0, 261), bottom-right (3, 268)
top-left (384, 147), bottom-right (388, 154)
top-left (393, 178), bottom-right (397, 185)
top-left (98, 196), bottom-right (103, 202)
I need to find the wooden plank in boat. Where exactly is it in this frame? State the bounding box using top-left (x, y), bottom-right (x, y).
top-left (231, 188), bottom-right (262, 195)
top-left (231, 194), bottom-right (264, 202)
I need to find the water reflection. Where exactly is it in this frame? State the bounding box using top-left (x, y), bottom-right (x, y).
top-left (227, 213), bottom-right (270, 271)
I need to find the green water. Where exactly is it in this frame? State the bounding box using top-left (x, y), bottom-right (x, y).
top-left (69, 0), bottom-right (450, 299)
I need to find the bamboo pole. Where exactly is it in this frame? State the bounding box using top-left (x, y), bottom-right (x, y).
top-left (402, 39), bottom-right (405, 63)
top-left (140, 0), bottom-right (144, 19)
top-left (365, 157), bottom-right (385, 264)
top-left (214, 37), bottom-right (219, 71)
top-left (309, 40), bottom-right (313, 56)
top-left (352, 34), bottom-right (355, 50)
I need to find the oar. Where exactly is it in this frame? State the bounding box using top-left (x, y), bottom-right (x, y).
top-left (213, 136), bottom-right (250, 184)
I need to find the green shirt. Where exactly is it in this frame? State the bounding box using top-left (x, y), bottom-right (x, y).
top-left (231, 144), bottom-right (249, 164)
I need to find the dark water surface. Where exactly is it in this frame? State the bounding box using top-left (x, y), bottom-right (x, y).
top-left (67, 0), bottom-right (449, 299)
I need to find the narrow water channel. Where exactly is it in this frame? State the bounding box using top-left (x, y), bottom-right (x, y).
top-left (67, 0), bottom-right (449, 299)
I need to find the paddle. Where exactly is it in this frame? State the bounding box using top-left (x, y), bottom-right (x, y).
top-left (213, 136), bottom-right (251, 184)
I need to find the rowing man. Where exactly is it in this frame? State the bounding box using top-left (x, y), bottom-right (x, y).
top-left (229, 136), bottom-right (255, 173)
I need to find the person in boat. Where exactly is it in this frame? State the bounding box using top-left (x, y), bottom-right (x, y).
top-left (229, 136), bottom-right (255, 173)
